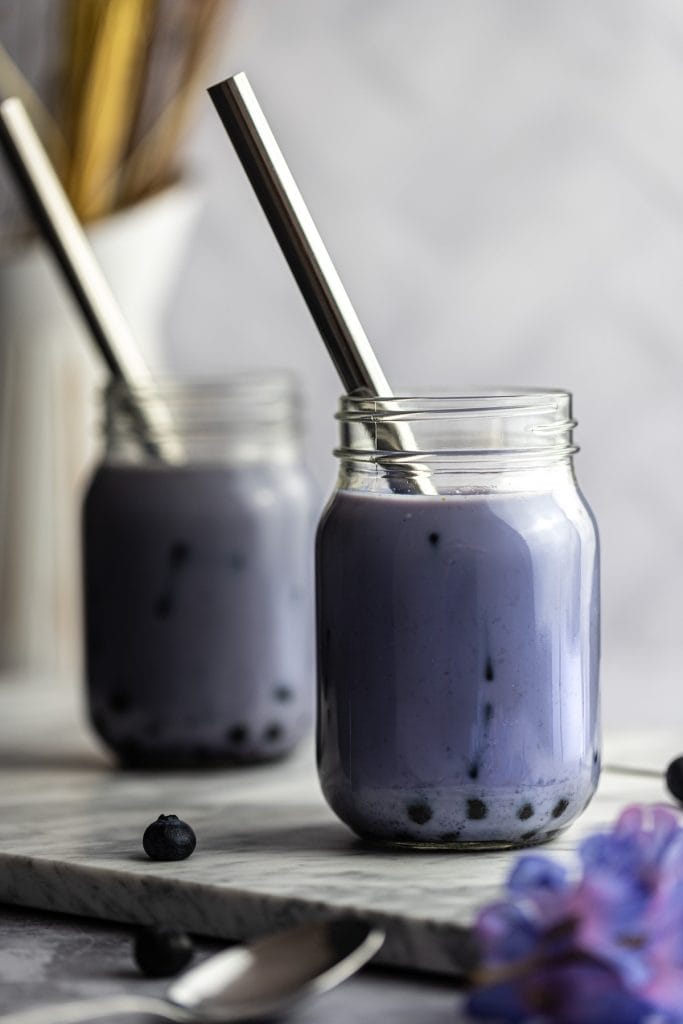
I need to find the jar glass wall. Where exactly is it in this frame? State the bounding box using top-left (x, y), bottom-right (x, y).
top-left (316, 390), bottom-right (600, 849)
top-left (83, 372), bottom-right (315, 767)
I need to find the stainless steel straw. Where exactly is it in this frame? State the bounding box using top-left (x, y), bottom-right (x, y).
top-left (208, 72), bottom-right (436, 495)
top-left (0, 97), bottom-right (182, 463)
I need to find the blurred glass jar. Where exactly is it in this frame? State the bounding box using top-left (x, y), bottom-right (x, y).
top-left (83, 372), bottom-right (315, 767)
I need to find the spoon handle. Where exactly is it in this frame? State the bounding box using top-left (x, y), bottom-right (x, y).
top-left (0, 994), bottom-right (192, 1024)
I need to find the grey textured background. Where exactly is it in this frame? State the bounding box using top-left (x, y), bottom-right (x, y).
top-left (0, 0), bottom-right (679, 732)
top-left (166, 1), bottom-right (683, 732)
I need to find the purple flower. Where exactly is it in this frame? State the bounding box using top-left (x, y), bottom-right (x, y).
top-left (467, 805), bottom-right (683, 1022)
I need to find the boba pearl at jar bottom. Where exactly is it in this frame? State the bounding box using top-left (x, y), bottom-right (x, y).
top-left (316, 390), bottom-right (600, 849)
top-left (83, 374), bottom-right (315, 767)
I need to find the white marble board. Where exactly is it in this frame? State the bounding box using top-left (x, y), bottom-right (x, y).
top-left (0, 678), bottom-right (672, 977)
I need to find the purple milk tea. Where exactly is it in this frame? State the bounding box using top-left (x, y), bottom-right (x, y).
top-left (83, 374), bottom-right (315, 767)
top-left (316, 391), bottom-right (600, 848)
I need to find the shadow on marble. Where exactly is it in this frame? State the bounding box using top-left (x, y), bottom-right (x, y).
top-left (0, 748), bottom-right (111, 772)
top-left (171, 818), bottom-right (354, 856)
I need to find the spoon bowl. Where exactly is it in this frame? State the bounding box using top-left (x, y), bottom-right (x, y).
top-left (169, 918), bottom-right (385, 1021)
top-left (0, 917), bottom-right (385, 1024)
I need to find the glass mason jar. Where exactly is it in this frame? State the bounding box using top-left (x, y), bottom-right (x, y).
top-left (316, 390), bottom-right (600, 849)
top-left (83, 372), bottom-right (315, 767)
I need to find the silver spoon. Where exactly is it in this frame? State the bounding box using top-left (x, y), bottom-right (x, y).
top-left (0, 918), bottom-right (385, 1024)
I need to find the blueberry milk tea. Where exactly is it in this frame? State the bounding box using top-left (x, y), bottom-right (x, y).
top-left (83, 373), bottom-right (315, 766)
top-left (316, 391), bottom-right (600, 848)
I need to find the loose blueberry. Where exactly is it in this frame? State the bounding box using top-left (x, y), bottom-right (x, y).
top-left (666, 756), bottom-right (683, 802)
top-left (134, 926), bottom-right (193, 977)
top-left (109, 691), bottom-right (132, 714)
top-left (143, 814), bottom-right (196, 861)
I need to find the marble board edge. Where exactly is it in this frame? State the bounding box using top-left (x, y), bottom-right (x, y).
top-left (0, 853), bottom-right (474, 978)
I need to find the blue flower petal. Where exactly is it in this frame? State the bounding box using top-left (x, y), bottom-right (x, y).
top-left (507, 855), bottom-right (569, 896)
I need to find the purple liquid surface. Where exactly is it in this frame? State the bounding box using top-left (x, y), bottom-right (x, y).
top-left (316, 486), bottom-right (600, 847)
top-left (84, 462), bottom-right (314, 766)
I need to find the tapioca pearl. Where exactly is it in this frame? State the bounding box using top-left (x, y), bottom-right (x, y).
top-left (427, 532), bottom-right (440, 547)
top-left (468, 762), bottom-right (480, 780)
top-left (264, 723), bottom-right (283, 743)
top-left (467, 799), bottom-right (488, 820)
top-left (439, 831), bottom-right (462, 843)
top-left (517, 802), bottom-right (534, 821)
top-left (484, 657), bottom-right (494, 681)
top-left (227, 724), bottom-right (248, 745)
top-left (169, 541), bottom-right (191, 567)
top-left (406, 801), bottom-right (433, 825)
top-left (273, 684), bottom-right (293, 703)
top-left (552, 798), bottom-right (570, 818)
top-left (154, 593), bottom-right (173, 619)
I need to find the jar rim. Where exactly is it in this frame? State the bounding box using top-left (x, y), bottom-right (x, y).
top-left (338, 387), bottom-right (571, 421)
top-left (106, 368), bottom-right (299, 402)
top-left (335, 386), bottom-right (577, 470)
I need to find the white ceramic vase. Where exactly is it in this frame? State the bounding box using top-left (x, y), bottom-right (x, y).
top-left (0, 181), bottom-right (201, 680)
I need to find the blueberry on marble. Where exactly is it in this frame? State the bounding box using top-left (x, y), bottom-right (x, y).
top-left (467, 799), bottom-right (487, 820)
top-left (666, 756), bottom-right (683, 802)
top-left (134, 926), bottom-right (193, 977)
top-left (551, 798), bottom-right (569, 819)
top-left (407, 801), bottom-right (433, 825)
top-left (143, 814), bottom-right (196, 861)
